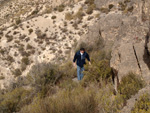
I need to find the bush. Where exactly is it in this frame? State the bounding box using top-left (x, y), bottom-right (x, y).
top-left (26, 44), bottom-right (33, 50)
top-left (0, 88), bottom-right (31, 113)
top-left (86, 4), bottom-right (96, 14)
top-left (13, 68), bottom-right (22, 77)
top-left (28, 29), bottom-right (33, 34)
top-left (20, 86), bottom-right (98, 113)
top-left (26, 62), bottom-right (63, 97)
top-left (15, 18), bottom-right (21, 25)
top-left (109, 4), bottom-right (114, 9)
top-left (132, 93), bottom-right (150, 113)
top-left (96, 84), bottom-right (125, 113)
top-left (56, 5), bottom-right (65, 12)
top-left (21, 57), bottom-right (30, 65)
top-left (82, 59), bottom-right (112, 86)
top-left (51, 15), bottom-right (56, 19)
top-left (0, 76), bottom-right (5, 80)
top-left (118, 73), bottom-right (145, 100)
top-left (85, 0), bottom-right (95, 5)
top-left (100, 7), bottom-right (110, 13)
top-left (65, 12), bottom-right (73, 20)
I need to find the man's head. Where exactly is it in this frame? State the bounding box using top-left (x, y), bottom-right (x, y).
top-left (80, 48), bottom-right (85, 54)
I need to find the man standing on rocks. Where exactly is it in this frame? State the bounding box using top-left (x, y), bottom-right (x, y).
top-left (73, 48), bottom-right (91, 80)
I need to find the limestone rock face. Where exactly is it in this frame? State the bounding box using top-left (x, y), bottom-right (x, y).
top-left (83, 0), bottom-right (150, 84)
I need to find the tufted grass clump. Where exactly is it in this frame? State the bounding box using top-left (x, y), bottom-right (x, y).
top-left (13, 68), bottom-right (22, 77)
top-left (85, 0), bottom-right (95, 5)
top-left (65, 12), bottom-right (73, 20)
top-left (28, 28), bottom-right (33, 34)
top-left (20, 86), bottom-right (98, 113)
top-left (86, 4), bottom-right (96, 14)
top-left (15, 18), bottom-right (21, 25)
top-left (132, 93), bottom-right (150, 113)
top-left (51, 15), bottom-right (56, 19)
top-left (0, 76), bottom-right (5, 80)
top-left (118, 73), bottom-right (145, 100)
top-left (100, 7), bottom-right (110, 14)
top-left (21, 57), bottom-right (30, 65)
top-left (56, 4), bottom-right (65, 12)
top-left (26, 62), bottom-right (63, 98)
top-left (82, 59), bottom-right (112, 87)
top-left (0, 87), bottom-right (32, 113)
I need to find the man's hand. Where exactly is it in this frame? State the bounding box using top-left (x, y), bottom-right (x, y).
top-left (89, 62), bottom-right (91, 65)
top-left (73, 62), bottom-right (76, 67)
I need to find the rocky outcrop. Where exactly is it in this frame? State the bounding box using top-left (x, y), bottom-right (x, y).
top-left (120, 85), bottom-right (150, 113)
top-left (80, 0), bottom-right (150, 86)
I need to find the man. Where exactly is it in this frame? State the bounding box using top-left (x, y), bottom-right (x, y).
top-left (73, 48), bottom-right (91, 80)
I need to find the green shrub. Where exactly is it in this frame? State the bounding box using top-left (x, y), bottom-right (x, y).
top-left (26, 44), bottom-right (33, 50)
top-left (0, 76), bottom-right (5, 80)
top-left (100, 7), bottom-right (110, 13)
top-left (118, 73), bottom-right (145, 100)
top-left (21, 57), bottom-right (30, 65)
top-left (56, 5), bottom-right (65, 12)
top-left (65, 12), bottom-right (73, 20)
top-left (85, 0), bottom-right (95, 5)
top-left (86, 4), bottom-right (96, 14)
top-left (96, 84), bottom-right (125, 113)
top-left (51, 15), bottom-right (56, 19)
top-left (13, 68), bottom-right (22, 77)
top-left (132, 93), bottom-right (150, 113)
top-left (0, 88), bottom-right (30, 113)
top-left (20, 86), bottom-right (98, 113)
top-left (0, 88), bottom-right (31, 113)
top-left (15, 18), bottom-right (21, 25)
top-left (6, 55), bottom-right (14, 63)
top-left (28, 28), bottom-right (33, 34)
top-left (45, 7), bottom-right (52, 14)
top-left (109, 4), bottom-right (114, 9)
top-left (60, 61), bottom-right (77, 79)
top-left (118, 2), bottom-right (127, 11)
top-left (26, 62), bottom-right (63, 97)
top-left (82, 59), bottom-right (112, 86)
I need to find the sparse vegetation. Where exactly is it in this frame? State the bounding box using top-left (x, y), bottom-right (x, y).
top-left (51, 15), bottom-right (56, 19)
top-left (65, 12), bottom-right (73, 20)
top-left (86, 4), bottom-right (96, 14)
top-left (100, 7), bottom-right (110, 14)
top-left (26, 44), bottom-right (33, 50)
top-left (31, 9), bottom-right (39, 15)
top-left (56, 5), bottom-right (65, 12)
top-left (21, 57), bottom-right (30, 65)
top-left (28, 28), bottom-right (33, 34)
top-left (0, 76), bottom-right (5, 80)
top-left (15, 18), bottom-right (21, 25)
top-left (13, 68), bottom-right (22, 77)
top-left (118, 73), bottom-right (145, 99)
top-left (132, 93), bottom-right (150, 113)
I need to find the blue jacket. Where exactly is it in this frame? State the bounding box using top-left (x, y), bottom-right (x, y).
top-left (73, 51), bottom-right (90, 67)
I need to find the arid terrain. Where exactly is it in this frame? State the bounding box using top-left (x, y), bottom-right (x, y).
top-left (0, 0), bottom-right (150, 113)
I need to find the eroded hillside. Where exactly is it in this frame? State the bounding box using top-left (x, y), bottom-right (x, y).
top-left (0, 0), bottom-right (150, 113)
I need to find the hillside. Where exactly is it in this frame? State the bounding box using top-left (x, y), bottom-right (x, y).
top-left (0, 0), bottom-right (150, 113)
top-left (0, 0), bottom-right (99, 89)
